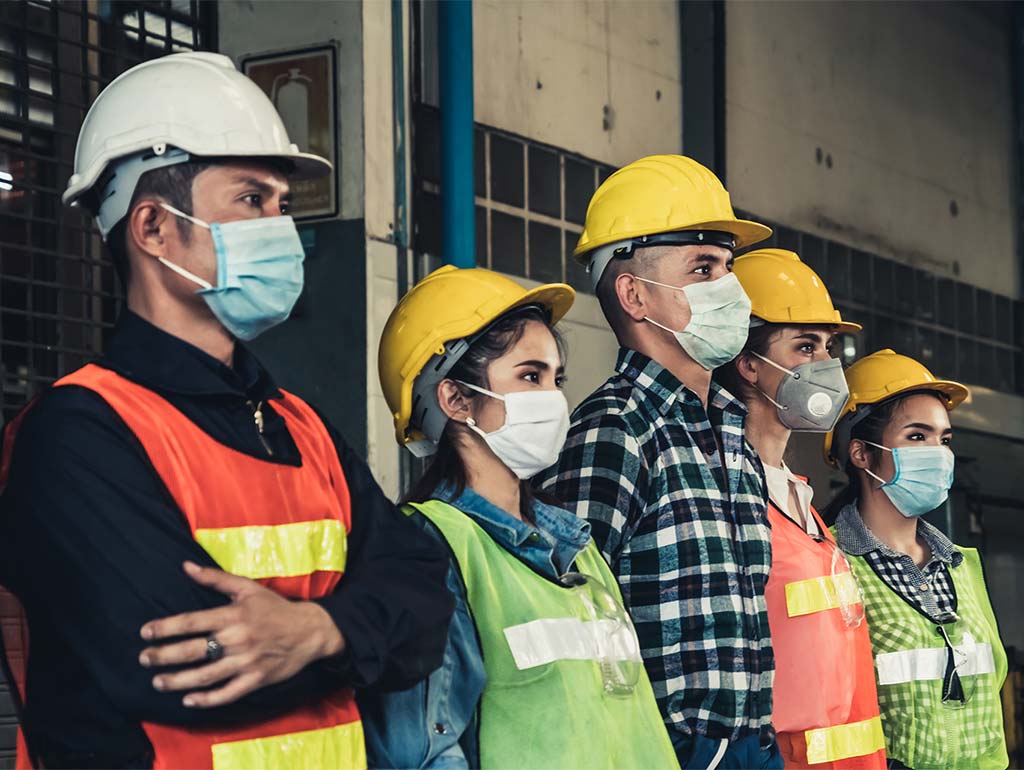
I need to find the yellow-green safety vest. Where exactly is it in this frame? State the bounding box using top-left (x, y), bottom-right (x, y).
top-left (407, 499), bottom-right (680, 770)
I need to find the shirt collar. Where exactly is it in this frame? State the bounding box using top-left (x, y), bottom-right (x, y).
top-left (917, 519), bottom-right (963, 566)
top-left (834, 503), bottom-right (963, 566)
top-left (100, 309), bottom-right (280, 401)
top-left (765, 463), bottom-right (818, 537)
top-left (616, 347), bottom-right (747, 419)
top-left (434, 483), bottom-right (590, 571)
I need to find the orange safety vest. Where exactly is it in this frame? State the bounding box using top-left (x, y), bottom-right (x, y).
top-left (1, 364), bottom-right (366, 770)
top-left (764, 492), bottom-right (886, 770)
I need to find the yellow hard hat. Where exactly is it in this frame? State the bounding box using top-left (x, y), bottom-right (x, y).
top-left (573, 154), bottom-right (771, 286)
top-left (733, 248), bottom-right (862, 334)
top-left (824, 349), bottom-right (969, 467)
top-left (378, 265), bottom-right (575, 450)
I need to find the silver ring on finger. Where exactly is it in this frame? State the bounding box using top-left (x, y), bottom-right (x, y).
top-left (205, 635), bottom-right (226, 662)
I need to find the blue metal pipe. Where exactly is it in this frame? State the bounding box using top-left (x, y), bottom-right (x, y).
top-left (438, 0), bottom-right (475, 268)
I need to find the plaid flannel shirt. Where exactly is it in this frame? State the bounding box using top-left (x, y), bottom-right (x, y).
top-left (536, 348), bottom-right (775, 742)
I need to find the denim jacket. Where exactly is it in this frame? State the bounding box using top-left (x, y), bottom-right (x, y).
top-left (358, 485), bottom-right (591, 769)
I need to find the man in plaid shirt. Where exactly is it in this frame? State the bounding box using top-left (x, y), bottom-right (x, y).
top-left (537, 156), bottom-right (780, 769)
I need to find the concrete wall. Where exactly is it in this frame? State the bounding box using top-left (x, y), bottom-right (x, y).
top-left (466, 0), bottom-right (684, 434)
top-left (726, 0), bottom-right (1018, 299)
top-left (466, 0), bottom-right (682, 467)
top-left (362, 0), bottom-right (684, 498)
top-left (729, 1), bottom-right (1024, 645)
top-left (218, 0), bottom-right (370, 452)
top-left (219, 0), bottom-right (365, 222)
top-left (469, 0), bottom-right (682, 168)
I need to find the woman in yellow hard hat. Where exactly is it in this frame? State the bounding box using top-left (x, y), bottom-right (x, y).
top-left (824, 350), bottom-right (1007, 770)
top-left (714, 249), bottom-right (886, 769)
top-left (362, 265), bottom-right (679, 770)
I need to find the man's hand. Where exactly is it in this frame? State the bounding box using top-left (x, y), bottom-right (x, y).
top-left (138, 561), bottom-right (345, 708)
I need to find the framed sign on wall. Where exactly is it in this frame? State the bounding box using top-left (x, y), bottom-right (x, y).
top-left (242, 44), bottom-right (338, 220)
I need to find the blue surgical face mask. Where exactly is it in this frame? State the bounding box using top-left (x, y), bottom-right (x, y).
top-left (862, 442), bottom-right (955, 518)
top-left (636, 272), bottom-right (752, 370)
top-left (159, 203), bottom-right (305, 341)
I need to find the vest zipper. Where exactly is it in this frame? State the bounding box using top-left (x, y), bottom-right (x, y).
top-left (248, 399), bottom-right (273, 456)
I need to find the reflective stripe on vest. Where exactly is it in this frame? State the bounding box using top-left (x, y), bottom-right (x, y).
top-left (50, 365), bottom-right (363, 770)
top-left (844, 542), bottom-right (1008, 770)
top-left (406, 500), bottom-right (680, 770)
top-left (503, 617), bottom-right (642, 670)
top-left (210, 722), bottom-right (366, 770)
top-left (196, 520), bottom-right (348, 580)
top-left (875, 641), bottom-right (996, 686)
top-left (805, 715), bottom-right (886, 765)
top-left (785, 571), bottom-right (860, 618)
top-left (768, 504), bottom-right (886, 769)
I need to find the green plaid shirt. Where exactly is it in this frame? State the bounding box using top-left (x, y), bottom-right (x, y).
top-left (536, 348), bottom-right (774, 742)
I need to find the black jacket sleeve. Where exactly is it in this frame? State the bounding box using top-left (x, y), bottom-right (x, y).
top-left (310, 415), bottom-right (454, 691)
top-left (0, 386), bottom-right (349, 732)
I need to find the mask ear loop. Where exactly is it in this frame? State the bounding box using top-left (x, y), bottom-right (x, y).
top-left (751, 350), bottom-right (801, 379)
top-left (643, 316), bottom-right (684, 335)
top-left (456, 380), bottom-right (505, 439)
top-left (749, 351), bottom-right (795, 412)
top-left (153, 202), bottom-right (215, 290)
top-left (856, 440), bottom-right (893, 487)
top-left (160, 202), bottom-right (211, 229)
top-left (630, 276), bottom-right (689, 335)
top-left (455, 380), bottom-right (505, 401)
top-left (633, 275), bottom-right (683, 292)
top-left (464, 417), bottom-right (488, 440)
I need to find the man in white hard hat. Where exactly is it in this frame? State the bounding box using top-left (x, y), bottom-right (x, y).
top-left (0, 53), bottom-right (452, 769)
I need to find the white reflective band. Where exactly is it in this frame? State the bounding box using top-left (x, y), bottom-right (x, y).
top-left (503, 617), bottom-right (643, 671)
top-left (875, 642), bottom-right (996, 685)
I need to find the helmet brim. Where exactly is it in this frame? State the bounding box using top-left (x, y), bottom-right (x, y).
top-left (574, 217), bottom-right (772, 264)
top-left (751, 314), bottom-right (864, 335)
top-left (832, 321), bottom-right (863, 334)
top-left (874, 380), bottom-right (970, 412)
top-left (396, 280), bottom-right (575, 447)
top-left (63, 147), bottom-right (332, 208)
top-left (824, 379), bottom-right (970, 467)
top-left (277, 151), bottom-right (333, 180)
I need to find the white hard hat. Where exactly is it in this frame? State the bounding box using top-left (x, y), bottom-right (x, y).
top-left (63, 52), bottom-right (332, 240)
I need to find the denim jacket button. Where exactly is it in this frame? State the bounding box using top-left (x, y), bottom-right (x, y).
top-left (433, 722), bottom-right (447, 735)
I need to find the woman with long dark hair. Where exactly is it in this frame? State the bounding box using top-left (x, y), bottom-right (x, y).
top-left (824, 349), bottom-right (1007, 770)
top-left (362, 265), bottom-right (678, 769)
top-left (714, 249), bottom-right (886, 769)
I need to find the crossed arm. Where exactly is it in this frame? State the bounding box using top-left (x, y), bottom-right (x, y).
top-left (0, 386), bottom-right (453, 730)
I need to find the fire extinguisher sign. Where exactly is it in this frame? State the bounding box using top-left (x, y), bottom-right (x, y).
top-left (242, 44), bottom-right (339, 220)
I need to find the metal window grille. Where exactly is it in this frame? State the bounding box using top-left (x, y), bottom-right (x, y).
top-left (737, 211), bottom-right (1024, 397)
top-left (411, 103), bottom-right (613, 294)
top-left (0, 1), bottom-right (216, 427)
top-left (409, 1), bottom-right (611, 293)
top-left (0, 5), bottom-right (214, 765)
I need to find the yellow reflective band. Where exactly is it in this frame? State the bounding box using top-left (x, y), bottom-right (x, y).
top-left (805, 716), bottom-right (885, 765)
top-left (785, 571), bottom-right (860, 618)
top-left (211, 721), bottom-right (366, 770)
top-left (196, 519), bottom-right (347, 580)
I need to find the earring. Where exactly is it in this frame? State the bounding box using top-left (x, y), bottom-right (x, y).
top-left (466, 417), bottom-right (477, 428)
